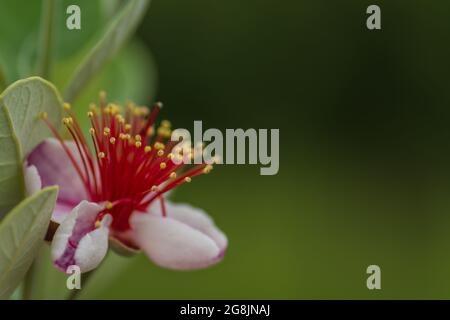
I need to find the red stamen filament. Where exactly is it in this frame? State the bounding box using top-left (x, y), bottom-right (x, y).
top-left (41, 97), bottom-right (212, 232)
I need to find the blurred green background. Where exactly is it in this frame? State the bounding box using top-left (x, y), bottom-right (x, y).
top-left (4, 0), bottom-right (450, 299)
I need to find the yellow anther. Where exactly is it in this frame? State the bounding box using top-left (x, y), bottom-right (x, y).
top-left (98, 152), bottom-right (106, 159)
top-left (38, 112), bottom-right (48, 120)
top-left (185, 177), bottom-right (192, 183)
top-left (116, 115), bottom-right (125, 124)
top-left (161, 120), bottom-right (171, 128)
top-left (157, 150), bottom-right (164, 157)
top-left (119, 133), bottom-right (126, 140)
top-left (95, 220), bottom-right (101, 228)
top-left (89, 103), bottom-right (97, 113)
top-left (99, 91), bottom-right (107, 103)
top-left (135, 135), bottom-right (142, 141)
top-left (170, 172), bottom-right (177, 179)
top-left (160, 162), bottom-right (167, 169)
top-left (124, 124), bottom-right (132, 131)
top-left (204, 165), bottom-right (213, 174)
top-left (154, 142), bottom-right (165, 150)
top-left (135, 141), bottom-right (142, 148)
top-left (110, 137), bottom-right (116, 144)
top-left (89, 128), bottom-right (96, 135)
top-left (157, 127), bottom-right (172, 138)
top-left (167, 153), bottom-right (174, 160)
top-left (62, 117), bottom-right (72, 125)
top-left (63, 103), bottom-right (71, 111)
top-left (103, 127), bottom-right (111, 136)
top-left (144, 146), bottom-right (152, 153)
top-left (87, 111), bottom-right (94, 118)
top-left (151, 185), bottom-right (158, 192)
top-left (105, 201), bottom-right (113, 209)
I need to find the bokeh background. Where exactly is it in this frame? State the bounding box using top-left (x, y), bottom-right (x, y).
top-left (3, 0), bottom-right (450, 299)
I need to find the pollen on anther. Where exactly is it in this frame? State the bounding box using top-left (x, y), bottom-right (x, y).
top-left (160, 162), bottom-right (167, 169)
top-left (110, 137), bottom-right (116, 144)
top-left (144, 146), bottom-right (152, 153)
top-left (157, 150), bottom-right (164, 157)
top-left (63, 103), bottom-right (71, 111)
top-left (204, 165), bottom-right (213, 174)
top-left (170, 172), bottom-right (177, 179)
top-left (89, 128), bottom-right (96, 135)
top-left (105, 201), bottom-right (113, 209)
top-left (135, 141), bottom-right (142, 148)
top-left (38, 112), bottom-right (48, 120)
top-left (98, 152), bottom-right (106, 159)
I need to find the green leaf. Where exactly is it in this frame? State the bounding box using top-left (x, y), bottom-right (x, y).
top-left (0, 187), bottom-right (58, 300)
top-left (0, 106), bottom-right (25, 219)
top-left (36, 0), bottom-right (56, 79)
top-left (0, 77), bottom-right (63, 158)
top-left (64, 0), bottom-right (151, 103)
top-left (0, 0), bottom-right (108, 83)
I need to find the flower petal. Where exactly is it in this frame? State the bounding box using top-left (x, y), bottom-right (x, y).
top-left (23, 164), bottom-right (42, 196)
top-left (130, 203), bottom-right (227, 270)
top-left (27, 138), bottom-right (88, 208)
top-left (51, 201), bottom-right (111, 273)
top-left (149, 201), bottom-right (228, 252)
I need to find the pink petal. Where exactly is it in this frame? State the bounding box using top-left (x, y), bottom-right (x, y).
top-left (27, 138), bottom-right (88, 221)
top-left (130, 203), bottom-right (227, 270)
top-left (150, 201), bottom-right (227, 252)
top-left (51, 201), bottom-right (111, 273)
top-left (28, 138), bottom-right (87, 204)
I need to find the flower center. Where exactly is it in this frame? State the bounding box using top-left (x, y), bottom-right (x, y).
top-left (41, 92), bottom-right (212, 232)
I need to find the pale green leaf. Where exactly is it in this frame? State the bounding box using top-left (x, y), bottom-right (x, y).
top-left (64, 0), bottom-right (151, 102)
top-left (0, 77), bottom-right (63, 157)
top-left (0, 187), bottom-right (58, 300)
top-left (0, 106), bottom-right (25, 219)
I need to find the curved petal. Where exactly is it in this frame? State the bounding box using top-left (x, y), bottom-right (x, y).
top-left (23, 164), bottom-right (42, 196)
top-left (51, 201), bottom-right (111, 273)
top-left (130, 203), bottom-right (227, 270)
top-left (149, 201), bottom-right (228, 252)
top-left (27, 138), bottom-right (88, 208)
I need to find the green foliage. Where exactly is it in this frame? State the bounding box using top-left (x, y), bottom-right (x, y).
top-left (0, 187), bottom-right (58, 299)
top-left (0, 77), bottom-right (63, 157)
top-left (0, 105), bottom-right (25, 219)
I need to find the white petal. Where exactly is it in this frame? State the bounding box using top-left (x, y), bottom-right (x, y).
top-left (130, 212), bottom-right (223, 270)
top-left (23, 164), bottom-right (42, 196)
top-left (75, 215), bottom-right (111, 272)
top-left (149, 201), bottom-right (228, 251)
top-left (51, 201), bottom-right (110, 273)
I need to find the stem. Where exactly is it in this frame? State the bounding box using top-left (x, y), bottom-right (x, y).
top-left (37, 0), bottom-right (56, 79)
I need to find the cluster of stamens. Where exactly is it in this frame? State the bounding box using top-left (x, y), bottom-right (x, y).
top-left (40, 92), bottom-right (213, 232)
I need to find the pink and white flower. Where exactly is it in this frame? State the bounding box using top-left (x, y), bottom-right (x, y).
top-left (25, 96), bottom-right (227, 273)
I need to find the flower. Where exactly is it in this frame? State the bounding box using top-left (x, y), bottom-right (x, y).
top-left (25, 93), bottom-right (227, 273)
